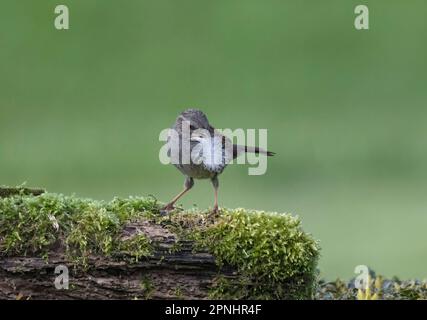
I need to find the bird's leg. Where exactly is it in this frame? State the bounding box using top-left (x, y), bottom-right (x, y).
top-left (210, 176), bottom-right (219, 215)
top-left (162, 177), bottom-right (194, 211)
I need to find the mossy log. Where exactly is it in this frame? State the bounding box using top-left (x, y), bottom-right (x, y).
top-left (0, 224), bottom-right (233, 299)
top-left (0, 187), bottom-right (319, 300)
top-left (0, 187), bottom-right (45, 198)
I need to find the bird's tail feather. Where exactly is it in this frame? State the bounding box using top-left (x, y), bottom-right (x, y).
top-left (233, 144), bottom-right (275, 158)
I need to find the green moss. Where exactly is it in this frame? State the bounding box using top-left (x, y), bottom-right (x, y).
top-left (118, 234), bottom-right (152, 263)
top-left (205, 209), bottom-right (318, 279)
top-left (173, 285), bottom-right (183, 299)
top-left (167, 208), bottom-right (320, 299)
top-left (0, 192), bottom-right (156, 265)
top-left (316, 277), bottom-right (427, 300)
top-left (140, 276), bottom-right (155, 299)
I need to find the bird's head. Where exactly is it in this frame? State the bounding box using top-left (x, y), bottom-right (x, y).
top-left (177, 109), bottom-right (213, 132)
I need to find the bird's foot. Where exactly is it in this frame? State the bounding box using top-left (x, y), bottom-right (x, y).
top-left (208, 206), bottom-right (220, 220)
top-left (160, 203), bottom-right (176, 216)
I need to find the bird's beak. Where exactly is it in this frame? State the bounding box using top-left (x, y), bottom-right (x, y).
top-left (190, 136), bottom-right (202, 142)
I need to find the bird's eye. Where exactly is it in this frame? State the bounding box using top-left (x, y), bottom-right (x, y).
top-left (190, 125), bottom-right (196, 130)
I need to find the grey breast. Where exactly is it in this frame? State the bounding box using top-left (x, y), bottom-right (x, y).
top-left (168, 109), bottom-right (226, 179)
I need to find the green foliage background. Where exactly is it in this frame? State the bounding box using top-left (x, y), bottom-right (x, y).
top-left (1, 1), bottom-right (427, 279)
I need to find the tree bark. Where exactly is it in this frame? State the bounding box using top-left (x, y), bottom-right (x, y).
top-left (0, 220), bottom-right (235, 300)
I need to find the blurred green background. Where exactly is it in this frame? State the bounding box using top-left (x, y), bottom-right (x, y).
top-left (1, 0), bottom-right (427, 280)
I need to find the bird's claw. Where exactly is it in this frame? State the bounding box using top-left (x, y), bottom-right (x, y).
top-left (208, 206), bottom-right (220, 219)
top-left (160, 204), bottom-right (176, 216)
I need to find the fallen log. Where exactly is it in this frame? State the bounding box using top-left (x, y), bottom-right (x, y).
top-left (0, 189), bottom-right (319, 300)
top-left (0, 242), bottom-right (231, 300)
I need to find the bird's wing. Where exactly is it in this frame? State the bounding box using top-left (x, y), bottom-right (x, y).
top-left (211, 130), bottom-right (233, 163)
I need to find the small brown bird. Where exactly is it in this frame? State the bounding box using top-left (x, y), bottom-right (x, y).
top-left (162, 109), bottom-right (274, 214)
